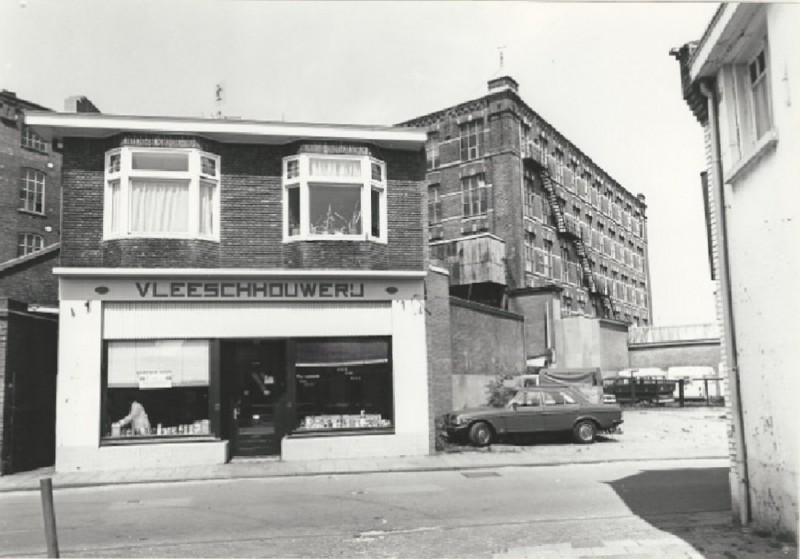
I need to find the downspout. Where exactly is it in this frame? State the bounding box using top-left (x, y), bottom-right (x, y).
top-left (698, 79), bottom-right (750, 525)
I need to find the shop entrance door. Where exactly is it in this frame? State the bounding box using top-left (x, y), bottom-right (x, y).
top-left (225, 340), bottom-right (288, 457)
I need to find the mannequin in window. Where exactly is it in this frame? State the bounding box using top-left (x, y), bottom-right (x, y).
top-left (117, 398), bottom-right (151, 435)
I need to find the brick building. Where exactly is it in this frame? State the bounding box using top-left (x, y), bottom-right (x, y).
top-left (28, 110), bottom-right (431, 471)
top-left (400, 77), bottom-right (653, 328)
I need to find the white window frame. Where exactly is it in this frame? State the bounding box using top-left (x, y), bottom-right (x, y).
top-left (21, 126), bottom-right (48, 152)
top-left (19, 168), bottom-right (46, 214)
top-left (17, 232), bottom-right (44, 257)
top-left (281, 153), bottom-right (387, 244)
top-left (103, 147), bottom-right (221, 241)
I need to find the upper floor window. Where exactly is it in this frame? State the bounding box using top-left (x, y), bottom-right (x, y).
top-left (459, 120), bottom-right (482, 161)
top-left (19, 168), bottom-right (45, 214)
top-left (428, 184), bottom-right (442, 225)
top-left (21, 126), bottom-right (48, 152)
top-left (749, 46), bottom-right (772, 140)
top-left (17, 233), bottom-right (44, 257)
top-left (282, 154), bottom-right (386, 243)
top-left (461, 173), bottom-right (488, 217)
top-left (426, 133), bottom-right (440, 170)
top-left (104, 148), bottom-right (220, 240)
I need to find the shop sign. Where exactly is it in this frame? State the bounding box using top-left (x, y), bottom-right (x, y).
top-left (61, 277), bottom-right (424, 301)
top-left (137, 370), bottom-right (173, 389)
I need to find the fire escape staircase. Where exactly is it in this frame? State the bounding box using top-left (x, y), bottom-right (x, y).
top-left (524, 154), bottom-right (615, 317)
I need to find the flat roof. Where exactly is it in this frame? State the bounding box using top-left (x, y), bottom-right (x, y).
top-left (24, 112), bottom-right (427, 151)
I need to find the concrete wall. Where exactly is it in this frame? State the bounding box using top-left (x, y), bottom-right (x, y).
top-left (425, 267), bottom-right (454, 443)
top-left (598, 319), bottom-right (630, 375)
top-left (554, 314), bottom-right (601, 369)
top-left (629, 341), bottom-right (721, 372)
top-left (508, 288), bottom-right (556, 359)
top-left (450, 297), bottom-right (525, 409)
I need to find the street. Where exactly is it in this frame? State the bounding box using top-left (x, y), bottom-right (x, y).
top-left (2, 457), bottom-right (783, 558)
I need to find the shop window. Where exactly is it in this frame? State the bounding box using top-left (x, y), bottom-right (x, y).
top-left (461, 173), bottom-right (488, 217)
top-left (19, 168), bottom-right (45, 214)
top-left (101, 340), bottom-right (214, 443)
top-left (295, 337), bottom-right (393, 432)
top-left (103, 148), bottom-right (220, 240)
top-left (459, 119), bottom-right (482, 161)
top-left (282, 154), bottom-right (386, 242)
top-left (21, 126), bottom-right (48, 152)
top-left (17, 233), bottom-right (44, 257)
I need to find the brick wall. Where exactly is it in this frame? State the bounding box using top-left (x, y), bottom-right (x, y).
top-left (60, 136), bottom-right (426, 271)
top-left (424, 267), bottom-right (453, 450)
top-left (0, 245), bottom-right (59, 306)
top-left (0, 111), bottom-right (62, 264)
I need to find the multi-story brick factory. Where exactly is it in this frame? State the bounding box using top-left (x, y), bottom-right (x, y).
top-left (401, 76), bottom-right (653, 326)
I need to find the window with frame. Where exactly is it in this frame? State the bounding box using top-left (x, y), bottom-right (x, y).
top-left (524, 231), bottom-right (535, 272)
top-left (295, 337), bottom-right (393, 432)
top-left (428, 184), bottom-right (442, 225)
top-left (17, 233), bottom-right (44, 257)
top-left (283, 154), bottom-right (386, 242)
top-left (104, 148), bottom-right (220, 239)
top-left (459, 120), bottom-right (482, 161)
top-left (461, 173), bottom-right (488, 217)
top-left (21, 126), bottom-right (48, 152)
top-left (749, 46), bottom-right (772, 141)
top-left (19, 168), bottom-right (45, 214)
top-left (426, 133), bottom-right (440, 170)
top-left (102, 340), bottom-right (214, 442)
top-left (543, 240), bottom-right (553, 277)
top-left (523, 175), bottom-right (537, 219)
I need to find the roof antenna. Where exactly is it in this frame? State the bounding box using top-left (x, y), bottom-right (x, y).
top-left (214, 82), bottom-right (225, 119)
top-left (497, 45), bottom-right (507, 72)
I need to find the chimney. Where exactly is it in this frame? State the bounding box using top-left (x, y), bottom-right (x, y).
top-left (487, 76), bottom-right (519, 95)
top-left (64, 95), bottom-right (100, 113)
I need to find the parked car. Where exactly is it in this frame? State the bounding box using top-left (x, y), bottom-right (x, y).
top-left (444, 386), bottom-right (623, 447)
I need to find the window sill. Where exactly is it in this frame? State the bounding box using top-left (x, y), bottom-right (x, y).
top-left (103, 234), bottom-right (220, 242)
top-left (287, 427), bottom-right (394, 438)
top-left (17, 209), bottom-right (47, 218)
top-left (284, 235), bottom-right (387, 245)
top-left (724, 129), bottom-right (779, 185)
top-left (101, 435), bottom-right (219, 446)
top-left (21, 145), bottom-right (49, 155)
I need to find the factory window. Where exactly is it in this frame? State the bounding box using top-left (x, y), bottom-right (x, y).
top-left (459, 119), bottom-right (482, 161)
top-left (523, 175), bottom-right (537, 219)
top-left (428, 184), bottom-right (442, 224)
top-left (282, 154), bottom-right (386, 242)
top-left (461, 173), bottom-right (488, 217)
top-left (524, 231), bottom-right (535, 272)
top-left (17, 233), bottom-right (44, 257)
top-left (21, 126), bottom-right (48, 152)
top-left (104, 148), bottom-right (220, 240)
top-left (748, 45), bottom-right (772, 140)
top-left (19, 168), bottom-right (45, 214)
top-left (426, 132), bottom-right (440, 170)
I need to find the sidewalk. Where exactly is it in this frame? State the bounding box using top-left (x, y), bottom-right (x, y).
top-left (0, 408), bottom-right (729, 493)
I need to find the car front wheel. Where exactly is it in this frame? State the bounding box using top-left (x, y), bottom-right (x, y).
top-left (469, 421), bottom-right (493, 447)
top-left (573, 420), bottom-right (597, 444)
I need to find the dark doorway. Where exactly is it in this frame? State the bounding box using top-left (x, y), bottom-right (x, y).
top-left (223, 340), bottom-right (288, 457)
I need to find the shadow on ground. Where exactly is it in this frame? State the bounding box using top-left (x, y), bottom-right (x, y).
top-left (608, 467), bottom-right (796, 558)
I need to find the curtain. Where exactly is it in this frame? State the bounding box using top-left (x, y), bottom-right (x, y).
top-left (109, 180), bottom-right (122, 234)
top-left (130, 179), bottom-right (189, 233)
top-left (309, 158), bottom-right (361, 178)
top-left (199, 180), bottom-right (215, 235)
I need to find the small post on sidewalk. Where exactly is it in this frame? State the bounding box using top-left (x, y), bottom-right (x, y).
top-left (39, 478), bottom-right (59, 558)
top-left (678, 379), bottom-right (685, 407)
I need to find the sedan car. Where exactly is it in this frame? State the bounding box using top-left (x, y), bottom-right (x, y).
top-left (444, 385), bottom-right (623, 446)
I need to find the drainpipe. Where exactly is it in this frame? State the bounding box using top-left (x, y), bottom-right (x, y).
top-left (698, 79), bottom-right (750, 525)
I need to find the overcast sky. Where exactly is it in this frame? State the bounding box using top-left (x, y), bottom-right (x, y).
top-left (0, 0), bottom-right (720, 326)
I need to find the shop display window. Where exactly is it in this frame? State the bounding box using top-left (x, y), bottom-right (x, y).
top-left (295, 337), bottom-right (393, 432)
top-left (101, 340), bottom-right (214, 442)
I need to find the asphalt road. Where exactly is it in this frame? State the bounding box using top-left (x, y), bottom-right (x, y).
top-left (0, 458), bottom-right (748, 558)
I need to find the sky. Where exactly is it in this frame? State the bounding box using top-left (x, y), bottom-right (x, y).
top-left (0, 0), bottom-right (720, 326)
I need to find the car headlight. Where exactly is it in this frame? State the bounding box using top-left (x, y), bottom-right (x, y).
top-left (453, 415), bottom-right (469, 425)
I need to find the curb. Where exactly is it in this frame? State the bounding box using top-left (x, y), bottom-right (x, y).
top-left (0, 454), bottom-right (728, 494)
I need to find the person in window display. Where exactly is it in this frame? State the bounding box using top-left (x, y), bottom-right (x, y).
top-left (115, 398), bottom-right (152, 436)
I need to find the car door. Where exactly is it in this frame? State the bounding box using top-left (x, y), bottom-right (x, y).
top-left (505, 391), bottom-right (546, 434)
top-left (541, 390), bottom-right (581, 431)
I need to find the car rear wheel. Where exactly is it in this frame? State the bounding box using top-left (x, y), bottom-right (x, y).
top-left (573, 420), bottom-right (597, 444)
top-left (469, 421), bottom-right (493, 447)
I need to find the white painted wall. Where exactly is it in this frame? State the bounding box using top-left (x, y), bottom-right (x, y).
top-left (56, 284), bottom-right (429, 471)
top-left (722, 3), bottom-right (800, 537)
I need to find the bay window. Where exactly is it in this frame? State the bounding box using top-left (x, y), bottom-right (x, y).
top-left (104, 148), bottom-right (220, 240)
top-left (282, 154), bottom-right (387, 242)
